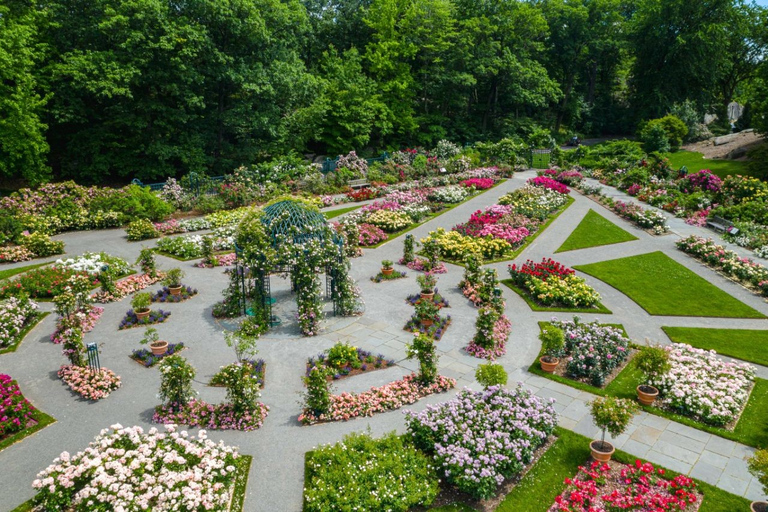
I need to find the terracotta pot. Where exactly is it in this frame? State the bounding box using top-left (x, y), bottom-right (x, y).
top-left (590, 440), bottom-right (615, 462)
top-left (169, 285), bottom-right (183, 296)
top-left (382, 268), bottom-right (394, 276)
top-left (420, 291), bottom-right (435, 301)
top-left (421, 318), bottom-right (434, 327)
top-left (540, 356), bottom-right (559, 373)
top-left (135, 309), bottom-right (151, 320)
top-left (637, 385), bottom-right (659, 406)
top-left (751, 502), bottom-right (768, 512)
top-left (150, 341), bottom-right (169, 356)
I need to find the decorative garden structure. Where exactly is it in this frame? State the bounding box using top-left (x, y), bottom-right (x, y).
top-left (233, 199), bottom-right (361, 335)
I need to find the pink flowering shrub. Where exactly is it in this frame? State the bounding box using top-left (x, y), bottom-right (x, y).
top-left (194, 252), bottom-right (237, 268)
top-left (679, 169), bottom-right (723, 193)
top-left (528, 176), bottom-right (569, 194)
top-left (298, 373), bottom-right (456, 425)
top-left (0, 246), bottom-right (34, 264)
top-left (384, 189), bottom-right (429, 205)
top-left (153, 218), bottom-right (186, 235)
top-left (405, 258), bottom-right (448, 274)
top-left (460, 178), bottom-right (495, 190)
top-left (676, 235), bottom-right (768, 293)
top-left (627, 183), bottom-right (643, 196)
top-left (475, 224), bottom-right (530, 245)
top-left (360, 200), bottom-right (402, 213)
top-left (92, 272), bottom-right (163, 303)
top-left (357, 223), bottom-right (388, 246)
top-left (153, 399), bottom-right (269, 431)
top-left (31, 424), bottom-right (240, 510)
top-left (0, 295), bottom-right (39, 348)
top-left (466, 314), bottom-right (511, 358)
top-left (684, 206), bottom-right (712, 227)
top-left (0, 374), bottom-right (35, 438)
top-left (58, 365), bottom-right (121, 400)
top-left (50, 305), bottom-right (103, 344)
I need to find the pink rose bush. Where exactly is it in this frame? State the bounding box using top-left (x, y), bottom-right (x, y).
top-left (31, 424), bottom-right (241, 511)
top-left (194, 252), bottom-right (237, 268)
top-left (58, 365), bottom-right (121, 401)
top-left (357, 223), bottom-right (388, 246)
top-left (406, 385), bottom-right (557, 499)
top-left (0, 374), bottom-right (36, 438)
top-left (299, 373), bottom-right (456, 425)
top-left (466, 314), bottom-right (511, 358)
top-left (528, 176), bottom-right (569, 194)
top-left (153, 399), bottom-right (270, 431)
top-left (0, 295), bottom-right (39, 349)
top-left (460, 178), bottom-right (495, 190)
top-left (91, 272), bottom-right (164, 303)
top-left (0, 245), bottom-right (34, 263)
top-left (651, 343), bottom-right (755, 427)
top-left (50, 305), bottom-right (103, 344)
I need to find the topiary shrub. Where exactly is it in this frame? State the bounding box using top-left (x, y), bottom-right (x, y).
top-left (475, 362), bottom-right (508, 389)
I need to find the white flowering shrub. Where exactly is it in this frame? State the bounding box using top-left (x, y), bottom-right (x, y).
top-left (55, 252), bottom-right (131, 276)
top-left (428, 185), bottom-right (468, 203)
top-left (32, 424), bottom-right (241, 511)
top-left (0, 296), bottom-right (39, 348)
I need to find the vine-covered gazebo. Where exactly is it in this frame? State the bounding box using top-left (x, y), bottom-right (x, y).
top-left (232, 198), bottom-right (360, 336)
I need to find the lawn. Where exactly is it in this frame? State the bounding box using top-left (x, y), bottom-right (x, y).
top-left (665, 150), bottom-right (755, 179)
top-left (0, 261), bottom-right (51, 281)
top-left (662, 326), bottom-right (768, 366)
top-left (501, 279), bottom-right (612, 314)
top-left (555, 209), bottom-right (638, 253)
top-left (323, 205), bottom-right (360, 219)
top-left (574, 251), bottom-right (766, 318)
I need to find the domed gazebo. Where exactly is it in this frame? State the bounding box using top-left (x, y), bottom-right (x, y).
top-left (232, 199), bottom-right (356, 334)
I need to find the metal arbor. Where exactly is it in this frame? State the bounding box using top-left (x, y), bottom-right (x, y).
top-left (233, 200), bottom-right (346, 328)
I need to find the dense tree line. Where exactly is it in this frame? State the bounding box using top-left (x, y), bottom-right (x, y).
top-left (1, 0), bottom-right (766, 185)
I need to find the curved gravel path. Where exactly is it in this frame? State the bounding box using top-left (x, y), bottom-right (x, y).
top-left (0, 172), bottom-right (766, 511)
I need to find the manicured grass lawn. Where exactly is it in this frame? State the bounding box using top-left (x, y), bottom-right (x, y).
top-left (323, 205), bottom-right (360, 219)
top-left (574, 251), bottom-right (766, 318)
top-left (0, 261), bottom-right (51, 281)
top-left (555, 209), bottom-right (637, 253)
top-left (665, 150), bottom-right (756, 179)
top-left (0, 312), bottom-right (50, 355)
top-left (501, 279), bottom-right (612, 314)
top-left (662, 326), bottom-right (768, 366)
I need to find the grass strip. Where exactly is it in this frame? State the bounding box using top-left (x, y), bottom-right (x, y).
top-left (501, 279), bottom-right (612, 314)
top-left (574, 251), bottom-right (766, 319)
top-left (555, 209), bottom-right (638, 253)
top-left (0, 261), bottom-right (51, 281)
top-left (0, 312), bottom-right (50, 355)
top-left (323, 206), bottom-right (360, 219)
top-left (662, 326), bottom-right (768, 367)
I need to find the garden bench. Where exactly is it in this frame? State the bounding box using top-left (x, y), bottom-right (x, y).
top-left (706, 215), bottom-right (737, 234)
top-left (349, 179), bottom-right (370, 190)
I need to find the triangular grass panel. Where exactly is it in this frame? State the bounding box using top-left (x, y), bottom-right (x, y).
top-left (556, 209), bottom-right (637, 253)
top-left (574, 251), bottom-right (766, 318)
top-left (662, 326), bottom-right (768, 367)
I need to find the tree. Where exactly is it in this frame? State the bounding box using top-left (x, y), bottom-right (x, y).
top-left (0, 1), bottom-right (51, 185)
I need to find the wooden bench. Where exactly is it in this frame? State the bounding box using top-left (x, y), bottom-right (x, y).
top-left (706, 215), bottom-right (737, 234)
top-left (349, 179), bottom-right (370, 190)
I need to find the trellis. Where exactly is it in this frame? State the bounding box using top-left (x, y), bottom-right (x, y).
top-left (233, 200), bottom-right (350, 333)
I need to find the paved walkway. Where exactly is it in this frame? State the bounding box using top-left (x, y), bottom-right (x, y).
top-left (0, 173), bottom-right (766, 511)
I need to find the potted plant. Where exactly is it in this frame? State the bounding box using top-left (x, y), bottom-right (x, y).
top-left (417, 273), bottom-right (437, 300)
top-left (131, 292), bottom-right (152, 320)
top-left (381, 260), bottom-right (394, 276)
top-left (633, 345), bottom-right (670, 406)
top-left (415, 299), bottom-right (439, 327)
top-left (748, 449), bottom-right (768, 512)
top-left (163, 268), bottom-right (185, 296)
top-left (589, 397), bottom-right (638, 462)
top-left (141, 326), bottom-right (168, 356)
top-left (539, 325), bottom-right (565, 373)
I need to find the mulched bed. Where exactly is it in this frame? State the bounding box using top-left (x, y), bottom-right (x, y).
top-left (370, 270), bottom-right (407, 283)
top-left (118, 310), bottom-right (171, 330)
top-left (404, 314), bottom-right (451, 341)
top-left (306, 350), bottom-right (396, 381)
top-left (405, 290), bottom-right (450, 308)
top-left (130, 343), bottom-right (186, 367)
top-left (151, 286), bottom-right (198, 303)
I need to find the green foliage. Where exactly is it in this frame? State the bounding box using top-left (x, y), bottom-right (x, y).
top-left (475, 363), bottom-right (508, 389)
top-left (539, 325), bottom-right (565, 358)
top-left (640, 116), bottom-right (688, 150)
top-left (162, 268), bottom-right (185, 288)
top-left (157, 355), bottom-right (197, 406)
top-left (416, 273), bottom-right (437, 293)
top-left (303, 366), bottom-right (332, 416)
top-left (747, 144), bottom-right (768, 180)
top-left (414, 299), bottom-right (439, 322)
top-left (225, 329), bottom-right (260, 363)
top-left (131, 292), bottom-right (152, 312)
top-left (590, 396), bottom-right (638, 442)
top-left (89, 185), bottom-right (172, 221)
top-left (406, 334), bottom-right (438, 385)
top-left (633, 346), bottom-right (670, 381)
top-left (304, 432), bottom-right (439, 512)
top-left (748, 449), bottom-right (768, 497)
top-left (218, 363), bottom-right (261, 415)
top-left (135, 248), bottom-right (157, 276)
top-left (402, 234), bottom-right (416, 263)
top-left (126, 220), bottom-right (159, 242)
top-left (326, 343), bottom-right (361, 370)
top-left (19, 233), bottom-right (64, 257)
top-left (639, 122), bottom-right (671, 153)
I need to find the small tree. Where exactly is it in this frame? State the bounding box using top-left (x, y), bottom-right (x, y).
top-left (415, 299), bottom-right (439, 322)
top-left (748, 449), bottom-right (768, 499)
top-left (402, 234), bottom-right (416, 263)
top-left (219, 363), bottom-right (261, 415)
top-left (590, 397), bottom-right (639, 450)
top-left (634, 345), bottom-right (671, 385)
top-left (136, 248), bottom-right (158, 277)
top-left (475, 362), bottom-right (508, 389)
top-left (131, 292), bottom-right (152, 313)
top-left (163, 268), bottom-right (185, 288)
top-left (225, 330), bottom-right (259, 363)
top-left (60, 319), bottom-right (85, 367)
top-left (407, 334), bottom-right (438, 385)
top-left (422, 238), bottom-right (441, 271)
top-left (539, 325), bottom-right (565, 360)
top-left (416, 273), bottom-right (437, 294)
top-left (158, 355), bottom-right (197, 409)
top-left (98, 265), bottom-right (116, 296)
top-left (303, 366), bottom-right (332, 416)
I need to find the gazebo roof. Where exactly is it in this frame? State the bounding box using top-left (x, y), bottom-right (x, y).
top-left (260, 199), bottom-right (339, 246)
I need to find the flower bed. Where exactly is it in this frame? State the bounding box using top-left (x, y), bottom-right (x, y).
top-left (151, 286), bottom-right (198, 303)
top-left (155, 227), bottom-right (235, 259)
top-left (193, 252), bottom-right (237, 268)
top-left (153, 399), bottom-right (269, 431)
top-left (548, 318), bottom-right (631, 386)
top-left (31, 424), bottom-right (241, 510)
top-left (370, 270), bottom-right (407, 282)
top-left (466, 314), bottom-right (511, 359)
top-left (0, 266), bottom-right (97, 300)
top-left (528, 176), bottom-right (569, 194)
top-left (299, 373), bottom-right (456, 425)
top-left (210, 359), bottom-right (266, 388)
top-left (423, 228), bottom-right (512, 261)
top-left (58, 365), bottom-right (121, 400)
top-left (406, 385), bottom-right (557, 499)
top-left (357, 223), bottom-right (388, 246)
top-left (0, 296), bottom-right (39, 349)
top-left (91, 272), bottom-right (164, 303)
top-left (404, 257), bottom-right (448, 274)
top-left (460, 178), bottom-right (495, 190)
top-left (119, 309), bottom-right (171, 329)
top-left (130, 343), bottom-right (186, 367)
top-left (50, 305), bottom-right (104, 344)
top-left (307, 348), bottom-right (395, 381)
top-left (404, 314), bottom-right (451, 341)
top-left (429, 184), bottom-right (469, 202)
top-left (509, 259), bottom-right (601, 309)
top-left (405, 291), bottom-right (449, 308)
top-left (610, 199), bottom-right (669, 233)
top-left (651, 343), bottom-right (755, 427)
top-left (55, 252), bottom-right (131, 276)
top-left (0, 374), bottom-right (36, 439)
top-left (552, 459), bottom-right (699, 512)
top-left (676, 235), bottom-right (768, 296)
top-left (0, 245), bottom-right (34, 263)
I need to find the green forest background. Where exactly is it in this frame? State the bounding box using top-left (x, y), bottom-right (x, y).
top-left (1, 0), bottom-right (767, 185)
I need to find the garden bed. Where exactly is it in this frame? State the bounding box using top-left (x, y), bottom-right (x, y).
top-left (210, 359), bottom-right (266, 388)
top-left (118, 309), bottom-right (171, 329)
top-left (58, 365), bottom-right (121, 401)
top-left (404, 315), bottom-right (451, 340)
top-left (370, 270), bottom-right (407, 282)
top-left (150, 286), bottom-right (198, 303)
top-left (153, 400), bottom-right (269, 431)
top-left (0, 307), bottom-right (48, 355)
top-left (502, 279), bottom-right (612, 314)
top-left (405, 292), bottom-right (450, 308)
top-left (130, 343), bottom-right (187, 367)
top-left (0, 375), bottom-right (55, 454)
top-left (306, 350), bottom-right (394, 382)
